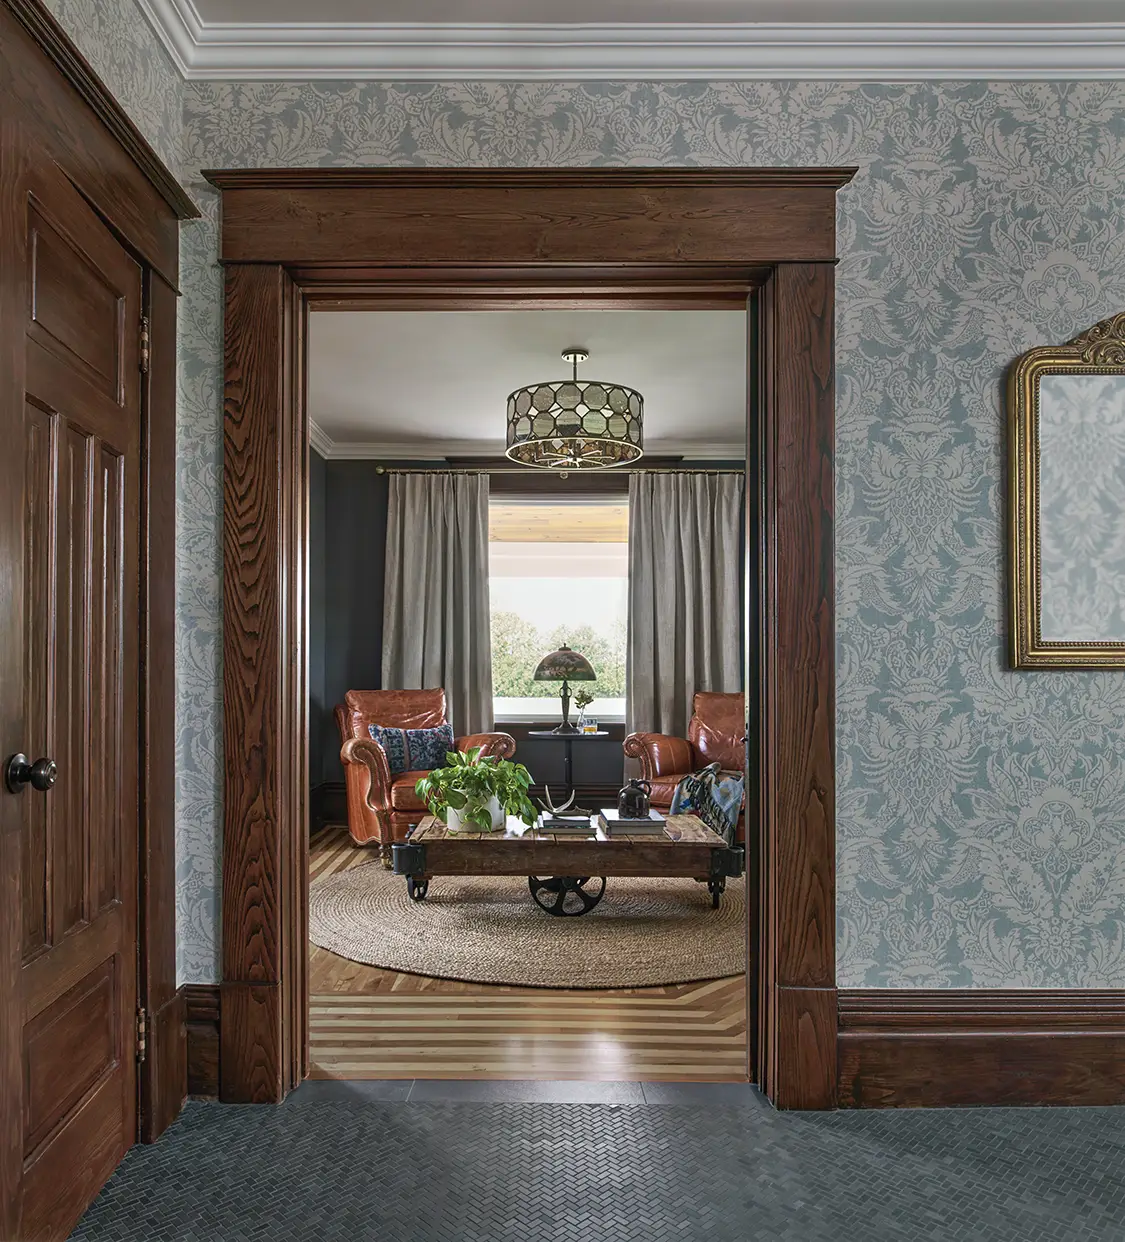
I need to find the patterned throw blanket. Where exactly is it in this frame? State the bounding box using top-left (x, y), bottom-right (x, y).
top-left (669, 763), bottom-right (744, 845)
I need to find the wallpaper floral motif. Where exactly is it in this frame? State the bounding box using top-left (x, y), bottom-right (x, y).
top-left (41, 0), bottom-right (182, 175)
top-left (34, 4), bottom-right (1125, 988)
top-left (1039, 376), bottom-right (1125, 641)
top-left (178, 80), bottom-right (1125, 988)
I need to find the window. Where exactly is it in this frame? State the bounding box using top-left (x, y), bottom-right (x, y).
top-left (489, 497), bottom-right (628, 723)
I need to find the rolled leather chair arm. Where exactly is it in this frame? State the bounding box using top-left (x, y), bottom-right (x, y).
top-left (456, 732), bottom-right (517, 761)
top-left (623, 731), bottom-right (694, 779)
top-left (340, 737), bottom-right (393, 805)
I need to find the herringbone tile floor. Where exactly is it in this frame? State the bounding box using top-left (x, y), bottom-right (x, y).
top-left (71, 1093), bottom-right (1125, 1241)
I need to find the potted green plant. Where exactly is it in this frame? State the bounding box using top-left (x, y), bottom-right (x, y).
top-left (415, 747), bottom-right (538, 833)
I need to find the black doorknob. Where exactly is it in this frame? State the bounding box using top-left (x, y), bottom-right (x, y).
top-left (5, 753), bottom-right (57, 793)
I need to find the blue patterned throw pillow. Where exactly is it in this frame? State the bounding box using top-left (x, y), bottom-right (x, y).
top-left (368, 722), bottom-right (455, 775)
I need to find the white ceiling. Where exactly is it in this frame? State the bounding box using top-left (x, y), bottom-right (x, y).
top-left (140, 0), bottom-right (1125, 79)
top-left (307, 310), bottom-right (746, 460)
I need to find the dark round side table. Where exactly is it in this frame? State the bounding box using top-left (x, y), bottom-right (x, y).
top-left (527, 729), bottom-right (609, 799)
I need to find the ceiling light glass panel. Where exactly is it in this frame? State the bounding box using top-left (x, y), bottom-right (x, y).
top-left (505, 349), bottom-right (644, 471)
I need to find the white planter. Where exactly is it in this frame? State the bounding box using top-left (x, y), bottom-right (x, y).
top-left (446, 795), bottom-right (504, 834)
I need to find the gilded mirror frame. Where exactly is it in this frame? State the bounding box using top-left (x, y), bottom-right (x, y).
top-left (1010, 311), bottom-right (1125, 667)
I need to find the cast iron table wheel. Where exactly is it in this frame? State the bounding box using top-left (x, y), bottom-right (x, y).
top-left (528, 875), bottom-right (606, 916)
top-left (708, 875), bottom-right (726, 909)
top-left (407, 876), bottom-right (429, 901)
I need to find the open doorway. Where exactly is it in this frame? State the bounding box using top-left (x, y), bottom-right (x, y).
top-left (213, 166), bottom-right (845, 1110)
top-left (306, 307), bottom-right (748, 1083)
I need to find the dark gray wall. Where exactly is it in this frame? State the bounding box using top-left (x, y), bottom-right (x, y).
top-left (308, 460), bottom-right (744, 791)
top-left (309, 448), bottom-right (328, 785)
top-left (318, 462), bottom-right (390, 784)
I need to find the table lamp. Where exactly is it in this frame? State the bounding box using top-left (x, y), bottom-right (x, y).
top-left (532, 644), bottom-right (596, 735)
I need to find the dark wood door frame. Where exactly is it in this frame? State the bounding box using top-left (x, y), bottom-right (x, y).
top-left (1, 1), bottom-right (197, 1231)
top-left (209, 167), bottom-right (852, 1109)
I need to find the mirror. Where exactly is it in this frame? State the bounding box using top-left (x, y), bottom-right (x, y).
top-left (1010, 312), bottom-right (1125, 666)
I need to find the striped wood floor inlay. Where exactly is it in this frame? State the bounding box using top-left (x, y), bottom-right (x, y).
top-left (309, 825), bottom-right (748, 1082)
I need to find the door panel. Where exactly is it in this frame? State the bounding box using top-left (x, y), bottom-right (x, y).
top-left (24, 960), bottom-right (117, 1157)
top-left (2, 151), bottom-right (142, 1240)
top-left (89, 443), bottom-right (124, 921)
top-left (20, 405), bottom-right (51, 963)
top-left (54, 420), bottom-right (90, 941)
top-left (28, 198), bottom-right (125, 403)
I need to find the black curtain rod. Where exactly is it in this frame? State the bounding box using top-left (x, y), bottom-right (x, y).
top-left (371, 465), bottom-right (744, 475)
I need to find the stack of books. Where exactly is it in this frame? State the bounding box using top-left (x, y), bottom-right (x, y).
top-left (537, 813), bottom-right (594, 835)
top-left (596, 808), bottom-right (668, 836)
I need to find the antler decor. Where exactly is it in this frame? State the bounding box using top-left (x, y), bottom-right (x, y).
top-left (537, 787), bottom-right (577, 814)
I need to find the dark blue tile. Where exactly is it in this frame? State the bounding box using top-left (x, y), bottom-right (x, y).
top-left (640, 1081), bottom-right (762, 1108)
top-left (70, 1097), bottom-right (1125, 1242)
top-left (286, 1078), bottom-right (412, 1103)
top-left (407, 1078), bottom-right (646, 1105)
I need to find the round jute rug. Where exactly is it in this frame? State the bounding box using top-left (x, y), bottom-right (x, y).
top-left (308, 861), bottom-right (746, 989)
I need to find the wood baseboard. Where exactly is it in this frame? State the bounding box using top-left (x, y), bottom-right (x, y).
top-left (185, 976), bottom-right (1125, 1108)
top-left (183, 983), bottom-right (221, 1097)
top-left (838, 989), bottom-right (1125, 1107)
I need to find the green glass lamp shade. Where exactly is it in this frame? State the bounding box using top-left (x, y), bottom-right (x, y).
top-left (533, 644), bottom-right (596, 683)
top-left (532, 644), bottom-right (595, 734)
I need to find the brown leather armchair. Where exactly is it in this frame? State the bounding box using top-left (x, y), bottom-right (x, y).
top-left (623, 691), bottom-right (746, 842)
top-left (337, 688), bottom-right (516, 859)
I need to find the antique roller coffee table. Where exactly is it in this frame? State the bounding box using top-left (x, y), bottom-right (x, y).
top-left (392, 814), bottom-right (744, 916)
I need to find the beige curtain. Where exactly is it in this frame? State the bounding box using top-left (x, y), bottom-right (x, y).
top-left (382, 473), bottom-right (493, 734)
top-left (627, 472), bottom-right (743, 737)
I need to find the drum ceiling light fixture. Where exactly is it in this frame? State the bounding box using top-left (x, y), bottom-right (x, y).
top-left (505, 348), bottom-right (644, 471)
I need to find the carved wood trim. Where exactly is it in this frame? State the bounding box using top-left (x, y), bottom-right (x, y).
top-left (183, 984), bottom-right (221, 1098)
top-left (218, 167), bottom-right (853, 1110)
top-left (221, 264), bottom-right (305, 1102)
top-left (754, 264), bottom-right (837, 1109)
top-left (204, 168), bottom-right (858, 192)
top-left (204, 168), bottom-right (855, 266)
top-left (142, 991), bottom-right (186, 1138)
top-left (838, 989), bottom-right (1125, 1107)
top-left (137, 271), bottom-right (183, 1142)
top-left (3, 0), bottom-right (198, 220)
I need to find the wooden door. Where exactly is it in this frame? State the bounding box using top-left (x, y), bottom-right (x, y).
top-left (0, 146), bottom-right (143, 1239)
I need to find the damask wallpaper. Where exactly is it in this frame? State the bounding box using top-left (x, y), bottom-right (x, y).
top-left (32, 1), bottom-right (1125, 988)
top-left (175, 80), bottom-right (1125, 989)
top-left (41, 0), bottom-right (182, 175)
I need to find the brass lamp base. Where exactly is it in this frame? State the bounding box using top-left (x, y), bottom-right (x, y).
top-left (553, 677), bottom-right (578, 733)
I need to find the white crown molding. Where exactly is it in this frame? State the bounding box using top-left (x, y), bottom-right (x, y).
top-left (134, 7), bottom-right (1125, 80)
top-left (307, 432), bottom-right (743, 461)
top-left (135, 0), bottom-right (200, 77)
top-left (308, 419), bottom-right (335, 458)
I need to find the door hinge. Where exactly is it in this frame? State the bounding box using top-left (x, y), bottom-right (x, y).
top-left (139, 315), bottom-right (150, 374)
top-left (135, 1005), bottom-right (147, 1063)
